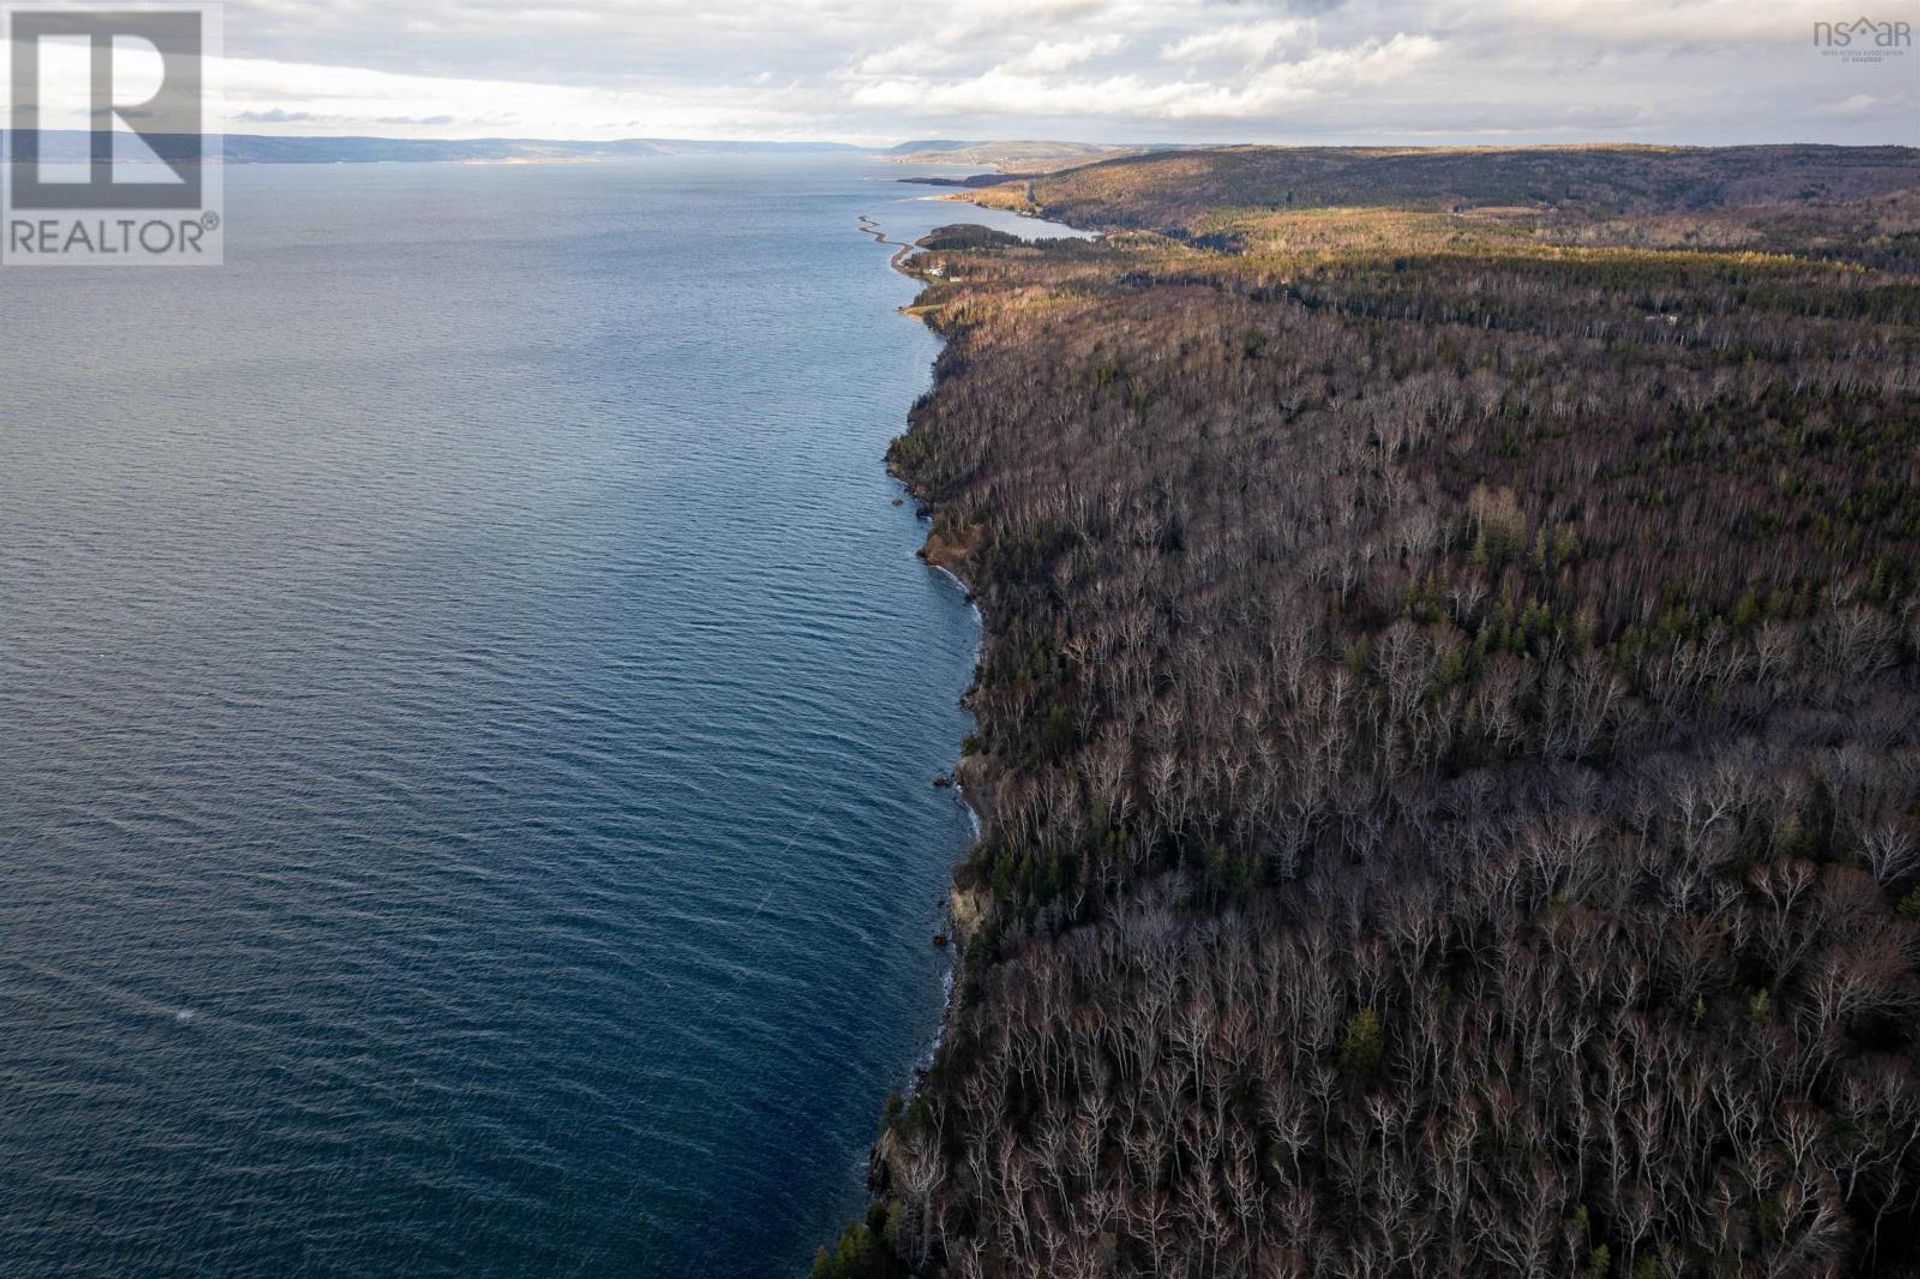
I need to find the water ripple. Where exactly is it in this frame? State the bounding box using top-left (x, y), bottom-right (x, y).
top-left (0, 156), bottom-right (1081, 1278)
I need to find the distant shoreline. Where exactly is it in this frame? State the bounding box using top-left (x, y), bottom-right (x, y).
top-left (858, 204), bottom-right (998, 883)
top-left (858, 201), bottom-right (1002, 1040)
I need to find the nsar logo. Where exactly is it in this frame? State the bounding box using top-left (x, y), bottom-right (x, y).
top-left (1812, 14), bottom-right (1912, 61)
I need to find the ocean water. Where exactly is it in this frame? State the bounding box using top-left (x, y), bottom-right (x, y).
top-left (0, 156), bottom-right (1080, 1277)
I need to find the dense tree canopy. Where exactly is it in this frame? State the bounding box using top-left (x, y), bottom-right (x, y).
top-left (842, 145), bottom-right (1920, 1278)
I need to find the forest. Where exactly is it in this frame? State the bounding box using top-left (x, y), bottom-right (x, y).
top-left (820, 144), bottom-right (1920, 1279)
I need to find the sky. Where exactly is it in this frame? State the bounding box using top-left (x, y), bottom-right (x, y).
top-left (112, 0), bottom-right (1920, 145)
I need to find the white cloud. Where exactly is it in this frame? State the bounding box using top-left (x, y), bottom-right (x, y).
top-left (1000, 33), bottom-right (1127, 75)
top-left (1494, 0), bottom-right (1836, 45)
top-left (1161, 19), bottom-right (1310, 66)
top-left (848, 33), bottom-right (1443, 121)
top-left (216, 54), bottom-right (804, 138)
top-left (128, 0), bottom-right (1918, 144)
top-left (1812, 92), bottom-right (1909, 119)
top-left (852, 40), bottom-right (973, 75)
top-left (1168, 33), bottom-right (1445, 118)
top-left (853, 69), bottom-right (1189, 117)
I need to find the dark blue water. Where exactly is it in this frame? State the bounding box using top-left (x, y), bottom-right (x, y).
top-left (0, 157), bottom-right (1075, 1277)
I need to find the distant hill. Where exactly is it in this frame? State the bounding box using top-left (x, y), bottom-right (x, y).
top-left (2, 131), bottom-right (865, 165)
top-left (220, 136), bottom-right (865, 163)
top-left (221, 135), bottom-right (667, 164)
top-left (987, 142), bottom-right (1920, 230)
top-left (886, 139), bottom-right (1155, 172)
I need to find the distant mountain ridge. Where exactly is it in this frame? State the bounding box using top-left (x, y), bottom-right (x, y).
top-left (3, 131), bottom-right (865, 165)
top-left (977, 142), bottom-right (1920, 229)
top-left (886, 139), bottom-right (1161, 171)
top-left (5, 132), bottom-right (1156, 169)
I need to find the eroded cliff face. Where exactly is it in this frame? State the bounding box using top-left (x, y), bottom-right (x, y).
top-left (944, 884), bottom-right (987, 941)
top-left (916, 521), bottom-right (984, 574)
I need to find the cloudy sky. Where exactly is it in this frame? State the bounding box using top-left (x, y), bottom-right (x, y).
top-left (200, 0), bottom-right (1917, 144)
